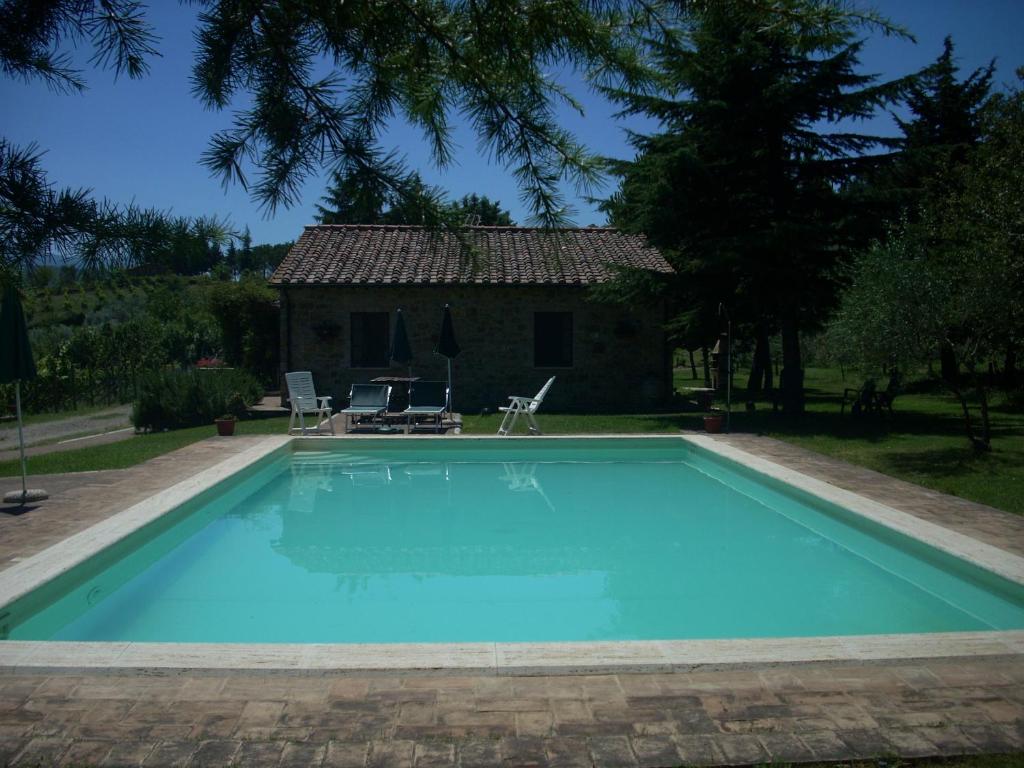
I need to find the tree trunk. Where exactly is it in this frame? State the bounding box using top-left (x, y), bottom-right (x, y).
top-left (940, 340), bottom-right (958, 384)
top-left (779, 318), bottom-right (804, 415)
top-left (701, 345), bottom-right (711, 388)
top-left (1004, 346), bottom-right (1018, 389)
top-left (745, 328), bottom-right (773, 396)
top-left (688, 349), bottom-right (698, 380)
top-left (946, 377), bottom-right (990, 453)
top-left (977, 381), bottom-right (992, 450)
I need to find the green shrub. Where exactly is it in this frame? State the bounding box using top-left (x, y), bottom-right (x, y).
top-left (132, 368), bottom-right (263, 431)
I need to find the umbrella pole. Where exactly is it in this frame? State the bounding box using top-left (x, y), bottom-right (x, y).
top-left (16, 380), bottom-right (26, 499)
top-left (448, 358), bottom-right (453, 419)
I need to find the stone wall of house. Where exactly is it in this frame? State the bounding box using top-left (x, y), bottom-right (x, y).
top-left (279, 284), bottom-right (670, 414)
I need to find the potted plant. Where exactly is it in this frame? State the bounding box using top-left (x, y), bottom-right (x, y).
top-left (214, 414), bottom-right (237, 436)
top-left (703, 413), bottom-right (724, 433)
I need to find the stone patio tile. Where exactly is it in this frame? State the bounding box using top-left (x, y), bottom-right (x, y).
top-left (544, 736), bottom-right (591, 768)
top-left (550, 699), bottom-right (592, 725)
top-left (143, 725), bottom-right (192, 742)
top-left (33, 677), bottom-right (86, 698)
top-left (412, 741), bottom-right (455, 767)
top-left (238, 700), bottom-right (287, 726)
top-left (366, 739), bottom-right (416, 768)
top-left (755, 732), bottom-right (814, 763)
top-left (438, 709), bottom-right (515, 730)
top-left (324, 740), bottom-right (370, 768)
top-left (799, 729), bottom-right (850, 761)
top-left (961, 723), bottom-right (1024, 752)
top-left (671, 734), bottom-right (723, 766)
top-left (517, 711), bottom-right (555, 737)
top-left (587, 735), bottom-right (637, 768)
top-left (0, 723), bottom-right (34, 744)
top-left (187, 739), bottom-right (241, 767)
top-left (178, 678), bottom-right (227, 700)
top-left (235, 740), bottom-right (286, 765)
top-left (475, 697), bottom-right (551, 713)
top-left (456, 738), bottom-right (502, 768)
top-left (593, 704), bottom-right (668, 726)
top-left (499, 737), bottom-right (548, 767)
top-left (10, 736), bottom-right (71, 766)
top-left (142, 741), bottom-right (198, 767)
top-left (57, 738), bottom-right (111, 766)
top-left (914, 725), bottom-right (985, 754)
top-left (833, 728), bottom-right (894, 759)
top-left (880, 727), bottom-right (941, 758)
top-left (399, 702), bottom-right (437, 726)
top-left (101, 740), bottom-right (158, 767)
top-left (579, 677), bottom-right (626, 699)
top-left (629, 735), bottom-right (681, 768)
top-left (713, 733), bottom-right (770, 765)
top-left (280, 741), bottom-right (327, 767)
top-left (328, 679), bottom-right (372, 700)
top-left (188, 712), bottom-right (242, 741)
top-left (0, 740), bottom-right (25, 767)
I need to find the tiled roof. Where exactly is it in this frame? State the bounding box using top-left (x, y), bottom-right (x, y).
top-left (269, 225), bottom-right (673, 286)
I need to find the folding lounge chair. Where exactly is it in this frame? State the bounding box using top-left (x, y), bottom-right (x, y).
top-left (497, 376), bottom-right (555, 436)
top-left (285, 371), bottom-right (335, 435)
top-left (403, 380), bottom-right (449, 433)
top-left (340, 383), bottom-right (392, 433)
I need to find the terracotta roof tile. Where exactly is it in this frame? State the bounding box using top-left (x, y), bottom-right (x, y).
top-left (269, 225), bottom-right (673, 286)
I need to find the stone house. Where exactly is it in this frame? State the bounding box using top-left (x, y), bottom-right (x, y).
top-left (269, 225), bottom-right (674, 414)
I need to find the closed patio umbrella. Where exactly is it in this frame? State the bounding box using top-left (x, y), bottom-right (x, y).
top-left (1, 283), bottom-right (48, 504)
top-left (434, 304), bottom-right (461, 416)
top-left (390, 308), bottom-right (413, 377)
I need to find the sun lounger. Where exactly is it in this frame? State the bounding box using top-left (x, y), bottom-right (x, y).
top-left (403, 380), bottom-right (449, 433)
top-left (340, 383), bottom-right (391, 432)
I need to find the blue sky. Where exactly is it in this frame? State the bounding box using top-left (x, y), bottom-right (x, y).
top-left (2, 1), bottom-right (1022, 245)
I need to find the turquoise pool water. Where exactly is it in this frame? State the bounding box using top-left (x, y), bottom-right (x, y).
top-left (6, 439), bottom-right (1024, 643)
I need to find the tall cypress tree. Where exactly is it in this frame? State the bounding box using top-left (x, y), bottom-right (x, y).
top-left (603, 0), bottom-right (908, 413)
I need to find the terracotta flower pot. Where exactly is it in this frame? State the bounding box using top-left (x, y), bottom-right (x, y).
top-left (703, 414), bottom-right (724, 434)
top-left (215, 418), bottom-right (236, 436)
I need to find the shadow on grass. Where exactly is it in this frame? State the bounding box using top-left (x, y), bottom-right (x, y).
top-left (881, 444), bottom-right (1022, 480)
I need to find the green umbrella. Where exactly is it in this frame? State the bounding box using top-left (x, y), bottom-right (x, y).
top-left (434, 304), bottom-right (460, 416)
top-left (1, 283), bottom-right (48, 504)
top-left (390, 308), bottom-right (413, 374)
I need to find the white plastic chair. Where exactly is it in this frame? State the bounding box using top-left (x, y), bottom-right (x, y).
top-left (285, 371), bottom-right (335, 435)
top-left (497, 376), bottom-right (555, 436)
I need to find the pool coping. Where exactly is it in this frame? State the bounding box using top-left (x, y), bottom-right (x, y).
top-left (1, 433), bottom-right (1023, 675)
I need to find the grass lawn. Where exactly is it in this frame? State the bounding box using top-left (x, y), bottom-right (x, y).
top-left (463, 366), bottom-right (1024, 516)
top-left (0, 416), bottom-right (290, 477)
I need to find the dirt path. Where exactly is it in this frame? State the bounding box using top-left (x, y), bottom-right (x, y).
top-left (0, 405), bottom-right (133, 462)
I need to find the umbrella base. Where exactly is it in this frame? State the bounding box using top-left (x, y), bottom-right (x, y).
top-left (3, 489), bottom-right (49, 504)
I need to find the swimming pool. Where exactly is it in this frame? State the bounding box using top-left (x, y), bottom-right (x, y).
top-left (3, 437), bottom-right (1023, 650)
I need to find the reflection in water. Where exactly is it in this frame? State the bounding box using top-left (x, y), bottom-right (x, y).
top-left (12, 453), bottom-right (1024, 644)
top-left (498, 462), bottom-right (555, 512)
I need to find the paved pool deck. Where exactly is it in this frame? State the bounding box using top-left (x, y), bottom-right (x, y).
top-left (0, 433), bottom-right (1022, 766)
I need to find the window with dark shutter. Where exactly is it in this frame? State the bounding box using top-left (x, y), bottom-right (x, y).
top-left (534, 312), bottom-right (573, 367)
top-left (350, 312), bottom-right (390, 368)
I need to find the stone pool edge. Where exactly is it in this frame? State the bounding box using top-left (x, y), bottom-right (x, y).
top-left (1, 433), bottom-right (1022, 676)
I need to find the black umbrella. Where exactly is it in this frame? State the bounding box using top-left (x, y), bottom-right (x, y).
top-left (390, 308), bottom-right (413, 376)
top-left (434, 304), bottom-right (460, 415)
top-left (1, 283), bottom-right (48, 504)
